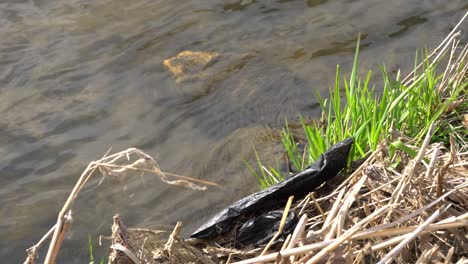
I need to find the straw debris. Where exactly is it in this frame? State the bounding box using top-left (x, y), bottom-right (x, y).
top-left (106, 134), bottom-right (467, 263)
top-left (24, 148), bottom-right (218, 264)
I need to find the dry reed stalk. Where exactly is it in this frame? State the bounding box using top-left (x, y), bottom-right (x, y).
top-left (402, 11), bottom-right (467, 85)
top-left (355, 215), bottom-right (468, 240)
top-left (444, 247), bottom-right (455, 264)
top-left (280, 234), bottom-right (292, 252)
top-left (415, 245), bottom-right (439, 264)
top-left (388, 122), bottom-right (436, 214)
top-left (24, 225), bottom-right (56, 264)
top-left (309, 193), bottom-right (325, 220)
top-left (232, 241), bottom-right (333, 264)
top-left (283, 214), bottom-right (308, 263)
top-left (310, 187), bottom-right (346, 237)
top-left (296, 194), bottom-right (310, 215)
top-left (260, 196), bottom-right (295, 256)
top-left (305, 205), bottom-right (393, 264)
top-left (286, 214), bottom-right (308, 250)
top-left (377, 206), bottom-right (450, 264)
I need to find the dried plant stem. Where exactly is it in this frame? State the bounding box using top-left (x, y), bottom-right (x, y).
top-left (377, 206), bottom-right (449, 264)
top-left (305, 205), bottom-right (392, 264)
top-left (44, 162), bottom-right (99, 264)
top-left (284, 214), bottom-right (308, 263)
top-left (402, 11), bottom-right (468, 85)
top-left (26, 148), bottom-right (216, 264)
top-left (23, 225), bottom-right (56, 264)
top-left (260, 195), bottom-right (294, 256)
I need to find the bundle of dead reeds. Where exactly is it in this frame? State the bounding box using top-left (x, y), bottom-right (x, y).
top-left (231, 128), bottom-right (467, 264)
top-left (116, 124), bottom-right (465, 264)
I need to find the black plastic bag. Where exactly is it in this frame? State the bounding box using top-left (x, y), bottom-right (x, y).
top-left (236, 210), bottom-right (297, 247)
top-left (191, 137), bottom-right (353, 240)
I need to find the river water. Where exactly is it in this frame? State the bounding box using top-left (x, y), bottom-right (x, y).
top-left (0, 0), bottom-right (466, 262)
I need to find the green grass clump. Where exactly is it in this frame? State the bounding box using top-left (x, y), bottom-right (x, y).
top-left (251, 36), bottom-right (467, 189)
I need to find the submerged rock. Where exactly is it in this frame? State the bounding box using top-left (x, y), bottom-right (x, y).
top-left (163, 51), bottom-right (219, 83)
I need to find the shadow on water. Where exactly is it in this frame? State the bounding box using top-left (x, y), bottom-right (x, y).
top-left (223, 0), bottom-right (257, 12)
top-left (311, 34), bottom-right (371, 58)
top-left (0, 0), bottom-right (467, 262)
top-left (388, 15), bottom-right (429, 38)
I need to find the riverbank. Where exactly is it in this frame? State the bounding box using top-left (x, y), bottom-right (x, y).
top-left (24, 12), bottom-right (467, 264)
top-left (101, 14), bottom-right (468, 264)
top-left (107, 137), bottom-right (467, 263)
top-left (104, 26), bottom-right (468, 264)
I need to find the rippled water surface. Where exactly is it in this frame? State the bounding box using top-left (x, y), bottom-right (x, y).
top-left (1, 0), bottom-right (466, 262)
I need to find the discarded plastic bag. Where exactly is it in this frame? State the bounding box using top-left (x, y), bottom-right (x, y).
top-left (191, 138), bottom-right (353, 240)
top-left (236, 210), bottom-right (297, 247)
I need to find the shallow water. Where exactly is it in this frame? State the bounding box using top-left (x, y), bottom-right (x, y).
top-left (0, 0), bottom-right (466, 262)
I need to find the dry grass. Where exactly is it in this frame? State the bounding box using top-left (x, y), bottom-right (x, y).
top-left (23, 148), bottom-right (219, 264)
top-left (231, 131), bottom-right (467, 263)
top-left (104, 132), bottom-right (467, 263)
